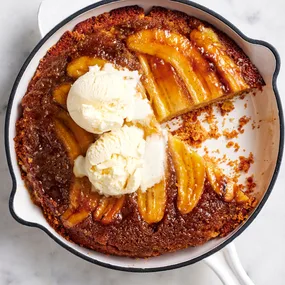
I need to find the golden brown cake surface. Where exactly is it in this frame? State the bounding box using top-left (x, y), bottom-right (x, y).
top-left (15, 6), bottom-right (263, 257)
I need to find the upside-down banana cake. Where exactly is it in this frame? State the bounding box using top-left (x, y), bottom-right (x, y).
top-left (15, 6), bottom-right (264, 257)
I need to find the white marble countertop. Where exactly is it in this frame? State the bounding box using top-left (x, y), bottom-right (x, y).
top-left (0, 0), bottom-right (285, 284)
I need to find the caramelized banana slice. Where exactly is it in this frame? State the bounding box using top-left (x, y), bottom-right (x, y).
top-left (127, 29), bottom-right (223, 105)
top-left (138, 55), bottom-right (170, 122)
top-left (53, 82), bottom-right (72, 107)
top-left (93, 196), bottom-right (125, 225)
top-left (61, 178), bottom-right (100, 228)
top-left (235, 189), bottom-right (249, 204)
top-left (205, 159), bottom-right (235, 202)
top-left (57, 111), bottom-right (94, 154)
top-left (54, 119), bottom-right (81, 160)
top-left (67, 56), bottom-right (106, 79)
top-left (61, 208), bottom-right (74, 221)
top-left (101, 196), bottom-right (125, 225)
top-left (137, 179), bottom-right (166, 224)
top-left (190, 26), bottom-right (249, 92)
top-left (62, 178), bottom-right (125, 227)
top-left (93, 197), bottom-right (110, 220)
top-left (169, 135), bottom-right (205, 214)
top-left (148, 56), bottom-right (194, 122)
top-left (69, 177), bottom-right (82, 209)
top-left (127, 29), bottom-right (202, 104)
top-left (63, 209), bottom-right (90, 228)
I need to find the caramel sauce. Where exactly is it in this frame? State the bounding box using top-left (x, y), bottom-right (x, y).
top-left (127, 28), bottom-right (231, 121)
top-left (148, 56), bottom-right (192, 114)
top-left (61, 177), bottom-right (125, 227)
top-left (190, 26), bottom-right (249, 93)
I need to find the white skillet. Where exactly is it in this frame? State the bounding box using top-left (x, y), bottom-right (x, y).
top-left (5, 1), bottom-right (283, 285)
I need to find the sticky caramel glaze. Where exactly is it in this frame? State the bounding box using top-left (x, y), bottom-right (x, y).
top-left (66, 183), bottom-right (252, 257)
top-left (127, 29), bottom-right (225, 104)
top-left (190, 26), bottom-right (249, 93)
top-left (15, 6), bottom-right (261, 257)
top-left (148, 56), bottom-right (193, 113)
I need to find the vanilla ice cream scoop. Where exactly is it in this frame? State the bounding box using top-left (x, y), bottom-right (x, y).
top-left (74, 125), bottom-right (167, 196)
top-left (140, 132), bottom-right (168, 192)
top-left (67, 63), bottom-right (152, 134)
top-left (74, 125), bottom-right (146, 196)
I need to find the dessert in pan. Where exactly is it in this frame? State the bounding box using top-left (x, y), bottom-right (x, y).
top-left (15, 6), bottom-right (265, 257)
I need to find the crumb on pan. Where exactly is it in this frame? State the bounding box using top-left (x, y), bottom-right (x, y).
top-left (238, 152), bottom-right (254, 173)
top-left (238, 115), bottom-right (251, 133)
top-left (219, 100), bottom-right (235, 116)
top-left (226, 141), bottom-right (234, 148)
top-left (209, 123), bottom-right (221, 139)
top-left (246, 175), bottom-right (256, 193)
top-left (223, 129), bottom-right (239, 139)
top-left (226, 141), bottom-right (240, 152)
top-left (173, 120), bottom-right (208, 147)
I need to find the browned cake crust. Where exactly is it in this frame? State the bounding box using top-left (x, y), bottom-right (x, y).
top-left (15, 6), bottom-right (261, 257)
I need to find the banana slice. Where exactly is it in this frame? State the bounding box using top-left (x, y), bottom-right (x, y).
top-left (235, 189), bottom-right (250, 204)
top-left (169, 135), bottom-right (205, 214)
top-left (148, 56), bottom-right (194, 122)
top-left (56, 111), bottom-right (94, 154)
top-left (93, 196), bottom-right (126, 225)
top-left (67, 56), bottom-right (106, 79)
top-left (205, 159), bottom-right (235, 202)
top-left (190, 26), bottom-right (249, 92)
top-left (63, 209), bottom-right (90, 228)
top-left (127, 29), bottom-right (223, 105)
top-left (61, 178), bottom-right (100, 228)
top-left (53, 82), bottom-right (72, 107)
top-left (138, 54), bottom-right (170, 122)
top-left (54, 119), bottom-right (81, 160)
top-left (62, 178), bottom-right (125, 227)
top-left (137, 179), bottom-right (167, 224)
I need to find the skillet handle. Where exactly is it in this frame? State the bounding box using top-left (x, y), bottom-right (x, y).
top-left (204, 243), bottom-right (255, 285)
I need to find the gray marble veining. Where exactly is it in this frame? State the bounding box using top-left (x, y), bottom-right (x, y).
top-left (0, 0), bottom-right (285, 284)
